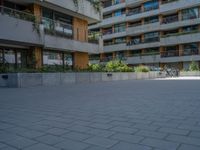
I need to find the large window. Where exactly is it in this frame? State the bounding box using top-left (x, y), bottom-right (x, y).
top-left (0, 48), bottom-right (28, 69)
top-left (182, 7), bottom-right (199, 20)
top-left (183, 43), bottom-right (198, 56)
top-left (114, 9), bottom-right (125, 16)
top-left (43, 51), bottom-right (63, 65)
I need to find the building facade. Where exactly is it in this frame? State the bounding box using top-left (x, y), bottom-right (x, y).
top-left (0, 0), bottom-right (100, 71)
top-left (89, 0), bottom-right (200, 70)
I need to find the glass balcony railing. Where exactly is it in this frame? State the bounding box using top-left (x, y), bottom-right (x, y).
top-left (42, 17), bottom-right (73, 38)
top-left (161, 50), bottom-right (179, 57)
top-left (0, 6), bottom-right (35, 22)
top-left (161, 0), bottom-right (179, 4)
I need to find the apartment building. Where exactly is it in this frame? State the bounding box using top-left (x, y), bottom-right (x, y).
top-left (0, 0), bottom-right (100, 70)
top-left (89, 0), bottom-right (200, 70)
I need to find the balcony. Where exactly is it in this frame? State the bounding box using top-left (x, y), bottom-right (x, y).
top-left (103, 31), bottom-right (126, 40)
top-left (127, 37), bottom-right (160, 50)
top-left (42, 17), bottom-right (73, 39)
top-left (126, 9), bottom-right (159, 22)
top-left (0, 6), bottom-right (42, 46)
top-left (126, 0), bottom-right (143, 7)
top-left (127, 22), bottom-right (160, 36)
top-left (161, 31), bottom-right (200, 46)
top-left (44, 34), bottom-right (99, 54)
top-left (160, 0), bottom-right (200, 13)
top-left (126, 54), bottom-right (160, 64)
top-left (101, 14), bottom-right (126, 27)
top-left (103, 43), bottom-right (127, 52)
top-left (41, 0), bottom-right (100, 23)
top-left (162, 15), bottom-right (179, 24)
top-left (103, 2), bottom-right (126, 14)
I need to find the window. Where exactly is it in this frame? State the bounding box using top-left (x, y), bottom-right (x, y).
top-left (114, 23), bottom-right (126, 33)
top-left (114, 37), bottom-right (126, 44)
top-left (182, 7), bottom-right (199, 20)
top-left (144, 16), bottom-right (159, 24)
top-left (182, 25), bottom-right (198, 32)
top-left (144, 0), bottom-right (159, 12)
top-left (114, 9), bottom-right (125, 16)
top-left (144, 32), bottom-right (159, 42)
top-left (43, 51), bottom-right (63, 65)
top-left (162, 46), bottom-right (178, 57)
top-left (183, 43), bottom-right (198, 56)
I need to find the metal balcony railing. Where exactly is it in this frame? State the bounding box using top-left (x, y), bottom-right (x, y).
top-left (0, 6), bottom-right (35, 22)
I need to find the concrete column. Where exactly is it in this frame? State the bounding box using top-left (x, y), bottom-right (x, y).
top-left (198, 42), bottom-right (200, 55)
top-left (159, 14), bottom-right (163, 24)
top-left (179, 44), bottom-right (184, 56)
top-left (112, 52), bottom-right (116, 59)
top-left (160, 46), bottom-right (164, 57)
top-left (31, 4), bottom-right (42, 22)
top-left (178, 62), bottom-right (183, 70)
top-left (34, 47), bottom-right (42, 69)
top-left (178, 10), bottom-right (182, 21)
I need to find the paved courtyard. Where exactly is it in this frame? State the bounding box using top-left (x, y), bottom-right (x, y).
top-left (0, 80), bottom-right (200, 150)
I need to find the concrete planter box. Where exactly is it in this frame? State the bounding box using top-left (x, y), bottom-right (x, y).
top-left (180, 71), bottom-right (200, 77)
top-left (0, 72), bottom-right (161, 88)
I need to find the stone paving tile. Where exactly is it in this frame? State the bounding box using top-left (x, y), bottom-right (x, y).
top-left (67, 125), bottom-right (91, 133)
top-left (62, 131), bottom-right (92, 141)
top-left (2, 136), bottom-right (37, 149)
top-left (87, 123), bottom-right (113, 130)
top-left (158, 127), bottom-right (190, 136)
top-left (0, 122), bottom-right (14, 129)
top-left (109, 121), bottom-right (133, 127)
top-left (35, 134), bottom-right (64, 145)
top-left (23, 143), bottom-right (59, 150)
top-left (110, 126), bottom-right (138, 134)
top-left (46, 128), bottom-right (70, 136)
top-left (189, 131), bottom-right (200, 138)
top-left (141, 138), bottom-right (180, 150)
top-left (178, 144), bottom-right (200, 150)
top-left (0, 142), bottom-right (8, 149)
top-left (109, 142), bottom-right (152, 150)
top-left (132, 124), bottom-right (160, 131)
top-left (0, 146), bottom-right (18, 150)
top-left (178, 125), bottom-right (200, 132)
top-left (166, 134), bottom-right (200, 146)
top-left (84, 136), bottom-right (118, 148)
top-left (110, 133), bottom-right (144, 144)
top-left (135, 130), bottom-right (167, 139)
top-left (86, 128), bottom-right (115, 137)
top-left (55, 139), bottom-right (90, 150)
top-left (86, 146), bottom-right (107, 150)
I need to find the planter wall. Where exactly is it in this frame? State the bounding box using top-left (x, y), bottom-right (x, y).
top-left (180, 71), bottom-right (200, 77)
top-left (0, 72), bottom-right (162, 88)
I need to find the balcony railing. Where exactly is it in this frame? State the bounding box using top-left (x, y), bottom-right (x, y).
top-left (161, 0), bottom-right (179, 4)
top-left (162, 15), bottom-right (179, 24)
top-left (161, 50), bottom-right (179, 57)
top-left (127, 8), bottom-right (141, 16)
top-left (127, 37), bottom-right (160, 45)
top-left (42, 17), bottom-right (73, 38)
top-left (161, 30), bottom-right (199, 38)
top-left (0, 6), bottom-right (35, 22)
top-left (102, 29), bottom-right (113, 35)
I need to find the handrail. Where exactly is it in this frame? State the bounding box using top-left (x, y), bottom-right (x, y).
top-left (0, 5), bottom-right (35, 22)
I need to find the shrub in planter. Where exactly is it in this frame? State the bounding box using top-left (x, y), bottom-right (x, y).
top-left (134, 66), bottom-right (150, 73)
top-left (189, 61), bottom-right (199, 71)
top-left (88, 64), bottom-right (103, 72)
top-left (104, 60), bottom-right (133, 72)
